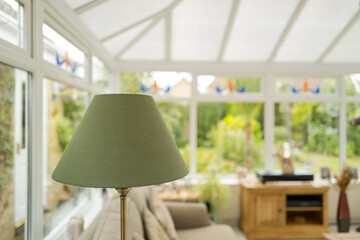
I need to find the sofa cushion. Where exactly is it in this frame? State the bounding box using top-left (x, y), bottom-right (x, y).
top-left (176, 225), bottom-right (237, 240)
top-left (93, 197), bottom-right (144, 240)
top-left (128, 187), bottom-right (150, 214)
top-left (132, 232), bottom-right (145, 240)
top-left (143, 206), bottom-right (170, 240)
top-left (149, 187), bottom-right (178, 240)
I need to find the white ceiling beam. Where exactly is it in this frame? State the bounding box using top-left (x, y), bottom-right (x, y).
top-left (317, 9), bottom-right (360, 63)
top-left (74, 0), bottom-right (109, 15)
top-left (165, 12), bottom-right (172, 61)
top-left (115, 17), bottom-right (163, 59)
top-left (268, 0), bottom-right (307, 62)
top-left (101, 0), bottom-right (182, 43)
top-left (116, 60), bottom-right (360, 76)
top-left (217, 0), bottom-right (240, 62)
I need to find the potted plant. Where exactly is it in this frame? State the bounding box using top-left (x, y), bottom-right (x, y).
top-left (334, 167), bottom-right (355, 232)
top-left (195, 169), bottom-right (229, 223)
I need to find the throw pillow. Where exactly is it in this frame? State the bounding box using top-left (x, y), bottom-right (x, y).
top-left (143, 206), bottom-right (170, 240)
top-left (149, 187), bottom-right (178, 240)
top-left (133, 232), bottom-right (145, 240)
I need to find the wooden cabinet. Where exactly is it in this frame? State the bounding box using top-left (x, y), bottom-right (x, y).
top-left (254, 194), bottom-right (285, 226)
top-left (240, 181), bottom-right (329, 240)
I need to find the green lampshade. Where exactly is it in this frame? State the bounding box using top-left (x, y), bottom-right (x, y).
top-left (52, 94), bottom-right (188, 188)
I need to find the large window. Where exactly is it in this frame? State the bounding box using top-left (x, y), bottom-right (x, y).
top-left (274, 103), bottom-right (340, 173)
top-left (0, 62), bottom-right (29, 240)
top-left (0, 0), bottom-right (24, 48)
top-left (43, 79), bottom-right (89, 236)
top-left (121, 71), bottom-right (192, 97)
top-left (43, 24), bottom-right (86, 78)
top-left (157, 102), bottom-right (190, 166)
top-left (92, 56), bottom-right (109, 91)
top-left (119, 73), bottom-right (360, 175)
top-left (197, 103), bottom-right (264, 173)
top-left (197, 76), bottom-right (261, 95)
top-left (347, 103), bottom-right (360, 170)
top-left (346, 74), bottom-right (360, 96)
top-left (276, 77), bottom-right (336, 95)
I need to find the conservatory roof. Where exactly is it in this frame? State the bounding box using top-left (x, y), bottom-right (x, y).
top-left (61, 0), bottom-right (360, 72)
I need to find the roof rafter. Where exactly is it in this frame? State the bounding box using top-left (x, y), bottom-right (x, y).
top-left (101, 0), bottom-right (182, 43)
top-left (317, 9), bottom-right (360, 63)
top-left (115, 16), bottom-right (163, 59)
top-left (165, 12), bottom-right (172, 61)
top-left (267, 0), bottom-right (307, 62)
top-left (217, 0), bottom-right (240, 62)
top-left (74, 0), bottom-right (109, 15)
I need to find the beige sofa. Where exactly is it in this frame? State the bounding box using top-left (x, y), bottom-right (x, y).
top-left (72, 186), bottom-right (237, 240)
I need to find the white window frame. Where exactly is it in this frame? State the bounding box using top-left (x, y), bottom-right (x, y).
top-left (121, 72), bottom-right (360, 176)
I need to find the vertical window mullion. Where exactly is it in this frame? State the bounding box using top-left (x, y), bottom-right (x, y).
top-left (264, 74), bottom-right (275, 171)
top-left (339, 75), bottom-right (347, 170)
top-left (189, 73), bottom-right (198, 176)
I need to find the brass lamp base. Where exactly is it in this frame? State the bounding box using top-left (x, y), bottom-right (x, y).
top-left (116, 188), bottom-right (132, 240)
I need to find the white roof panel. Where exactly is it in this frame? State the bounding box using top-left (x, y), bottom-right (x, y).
top-left (121, 19), bottom-right (165, 60)
top-left (61, 0), bottom-right (360, 66)
top-left (172, 0), bottom-right (233, 61)
top-left (224, 0), bottom-right (299, 61)
top-left (275, 0), bottom-right (359, 62)
top-left (103, 20), bottom-right (152, 57)
top-left (325, 17), bottom-right (360, 63)
top-left (78, 0), bottom-right (173, 40)
top-left (64, 0), bottom-right (93, 10)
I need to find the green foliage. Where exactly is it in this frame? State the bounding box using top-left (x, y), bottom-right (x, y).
top-left (56, 117), bottom-right (74, 151)
top-left (195, 170), bottom-right (229, 222)
top-left (197, 103), bottom-right (225, 147)
top-left (0, 64), bottom-right (15, 195)
top-left (307, 127), bottom-right (339, 155)
top-left (63, 99), bottom-right (84, 125)
top-left (197, 102), bottom-right (264, 173)
top-left (54, 91), bottom-right (85, 152)
top-left (179, 145), bottom-right (189, 167)
top-left (157, 102), bottom-right (189, 148)
top-left (120, 72), bottom-right (150, 93)
top-left (207, 113), bottom-right (263, 168)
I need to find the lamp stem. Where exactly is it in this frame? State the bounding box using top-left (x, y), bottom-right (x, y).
top-left (116, 188), bottom-right (131, 240)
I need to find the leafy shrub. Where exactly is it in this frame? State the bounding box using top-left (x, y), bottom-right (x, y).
top-left (56, 117), bottom-right (74, 151)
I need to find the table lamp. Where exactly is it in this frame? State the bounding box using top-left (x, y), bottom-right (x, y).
top-left (52, 94), bottom-right (189, 240)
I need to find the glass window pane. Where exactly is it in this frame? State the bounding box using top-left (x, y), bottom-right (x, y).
top-left (197, 76), bottom-right (261, 95)
top-left (276, 77), bottom-right (336, 95)
top-left (274, 103), bottom-right (339, 173)
top-left (43, 79), bottom-right (89, 236)
top-left (345, 74), bottom-right (360, 96)
top-left (346, 103), bottom-right (360, 170)
top-left (0, 62), bottom-right (29, 240)
top-left (0, 0), bottom-right (24, 48)
top-left (157, 102), bottom-right (189, 167)
top-left (43, 24), bottom-right (86, 78)
top-left (92, 56), bottom-right (109, 91)
top-left (197, 103), bottom-right (264, 173)
top-left (120, 71), bottom-right (192, 97)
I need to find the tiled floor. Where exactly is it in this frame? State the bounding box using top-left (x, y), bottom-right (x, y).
top-left (232, 224), bottom-right (360, 240)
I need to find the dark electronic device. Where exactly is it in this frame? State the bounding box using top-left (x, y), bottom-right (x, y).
top-left (256, 169), bottom-right (314, 183)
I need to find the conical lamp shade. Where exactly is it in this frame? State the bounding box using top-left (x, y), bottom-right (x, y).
top-left (52, 94), bottom-right (188, 188)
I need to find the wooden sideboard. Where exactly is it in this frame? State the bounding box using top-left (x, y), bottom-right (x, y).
top-left (240, 181), bottom-right (330, 240)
